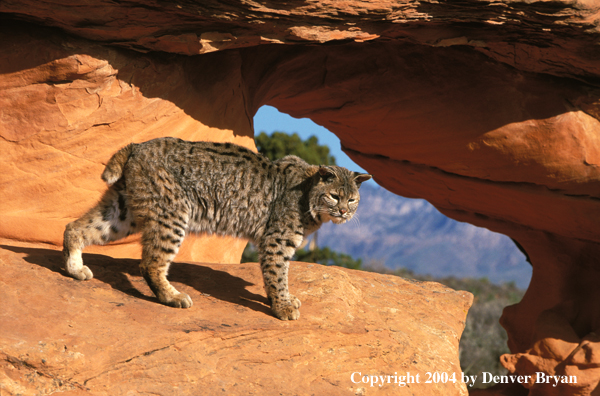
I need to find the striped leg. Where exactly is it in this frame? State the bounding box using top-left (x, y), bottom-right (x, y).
top-left (139, 217), bottom-right (192, 308)
top-left (258, 229), bottom-right (303, 320)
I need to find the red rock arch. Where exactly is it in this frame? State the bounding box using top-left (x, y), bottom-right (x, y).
top-left (2, 2), bottom-right (600, 393)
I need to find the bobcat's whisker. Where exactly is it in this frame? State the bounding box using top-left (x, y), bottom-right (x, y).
top-left (350, 214), bottom-right (361, 229)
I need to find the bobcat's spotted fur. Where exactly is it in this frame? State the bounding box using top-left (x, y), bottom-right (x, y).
top-left (63, 137), bottom-right (371, 320)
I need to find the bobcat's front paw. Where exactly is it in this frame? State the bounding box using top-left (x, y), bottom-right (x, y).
top-left (271, 295), bottom-right (301, 321)
top-left (73, 265), bottom-right (94, 280)
top-left (160, 292), bottom-right (193, 309)
top-left (65, 257), bottom-right (93, 280)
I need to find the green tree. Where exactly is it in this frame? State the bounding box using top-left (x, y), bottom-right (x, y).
top-left (241, 243), bottom-right (259, 263)
top-left (255, 131), bottom-right (336, 165)
top-left (294, 246), bottom-right (363, 270)
top-left (241, 244), bottom-right (363, 270)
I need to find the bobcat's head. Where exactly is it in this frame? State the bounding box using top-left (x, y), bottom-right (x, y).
top-left (310, 166), bottom-right (371, 224)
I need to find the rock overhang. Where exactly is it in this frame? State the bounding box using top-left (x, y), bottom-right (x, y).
top-left (2, 1), bottom-right (600, 395)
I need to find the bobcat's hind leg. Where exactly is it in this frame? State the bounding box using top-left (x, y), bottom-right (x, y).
top-left (63, 220), bottom-right (95, 280)
top-left (63, 184), bottom-right (136, 280)
top-left (139, 216), bottom-right (192, 308)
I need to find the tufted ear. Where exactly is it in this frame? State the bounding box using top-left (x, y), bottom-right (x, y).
top-left (353, 172), bottom-right (372, 187)
top-left (318, 166), bottom-right (336, 181)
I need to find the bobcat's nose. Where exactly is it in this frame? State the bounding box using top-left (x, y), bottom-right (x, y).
top-left (340, 208), bottom-right (347, 215)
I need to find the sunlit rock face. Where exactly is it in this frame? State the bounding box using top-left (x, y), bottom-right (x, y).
top-left (2, 2), bottom-right (600, 395)
top-left (0, 247), bottom-right (473, 396)
top-left (0, 22), bottom-right (254, 263)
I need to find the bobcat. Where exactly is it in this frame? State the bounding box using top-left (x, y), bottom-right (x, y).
top-left (63, 137), bottom-right (371, 320)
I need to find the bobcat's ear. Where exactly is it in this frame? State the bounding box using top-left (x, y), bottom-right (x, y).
top-left (318, 166), bottom-right (336, 181)
top-left (353, 172), bottom-right (372, 187)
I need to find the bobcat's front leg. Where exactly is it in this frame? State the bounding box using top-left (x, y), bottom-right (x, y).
top-left (258, 230), bottom-right (303, 320)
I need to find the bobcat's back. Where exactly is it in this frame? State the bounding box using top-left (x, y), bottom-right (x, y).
top-left (63, 137), bottom-right (371, 320)
top-left (124, 137), bottom-right (284, 241)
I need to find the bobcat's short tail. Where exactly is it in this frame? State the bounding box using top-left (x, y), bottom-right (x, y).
top-left (101, 143), bottom-right (136, 185)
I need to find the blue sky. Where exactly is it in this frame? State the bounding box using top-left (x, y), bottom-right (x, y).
top-left (253, 105), bottom-right (369, 175)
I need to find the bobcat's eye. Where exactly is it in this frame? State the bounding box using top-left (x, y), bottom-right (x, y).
top-left (330, 194), bottom-right (339, 201)
top-left (348, 198), bottom-right (356, 203)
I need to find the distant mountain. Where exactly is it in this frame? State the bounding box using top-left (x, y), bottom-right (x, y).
top-left (315, 185), bottom-right (532, 289)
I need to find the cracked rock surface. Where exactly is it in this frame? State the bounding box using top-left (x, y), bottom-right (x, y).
top-left (0, 244), bottom-right (471, 395)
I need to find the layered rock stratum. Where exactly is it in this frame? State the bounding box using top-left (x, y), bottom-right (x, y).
top-left (1, 1), bottom-right (600, 395)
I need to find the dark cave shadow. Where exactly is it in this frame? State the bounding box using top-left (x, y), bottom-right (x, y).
top-left (1, 244), bottom-right (272, 317)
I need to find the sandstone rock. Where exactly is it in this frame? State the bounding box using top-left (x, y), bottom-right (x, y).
top-left (2, 2), bottom-right (600, 395)
top-left (469, 384), bottom-right (530, 396)
top-left (1, 1), bottom-right (599, 79)
top-left (500, 292), bottom-right (600, 396)
top-left (0, 244), bottom-right (472, 395)
top-left (0, 22), bottom-right (252, 263)
top-left (238, 42), bottom-right (600, 396)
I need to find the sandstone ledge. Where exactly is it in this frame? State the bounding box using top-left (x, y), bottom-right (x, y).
top-left (0, 243), bottom-right (472, 396)
top-left (3, 2), bottom-right (600, 394)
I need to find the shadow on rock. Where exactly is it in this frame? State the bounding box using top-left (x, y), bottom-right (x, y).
top-left (0, 244), bottom-right (272, 317)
